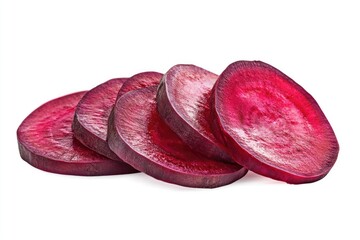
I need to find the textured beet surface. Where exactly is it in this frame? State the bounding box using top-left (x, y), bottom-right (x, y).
top-left (17, 92), bottom-right (137, 176)
top-left (211, 61), bottom-right (339, 183)
top-left (73, 78), bottom-right (134, 163)
top-left (156, 65), bottom-right (232, 162)
top-left (108, 86), bottom-right (247, 188)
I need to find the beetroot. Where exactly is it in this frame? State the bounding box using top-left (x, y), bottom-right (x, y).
top-left (73, 78), bottom-right (130, 160)
top-left (73, 72), bottom-right (161, 163)
top-left (17, 92), bottom-right (137, 176)
top-left (105, 71), bottom-right (162, 149)
top-left (211, 61), bottom-right (339, 183)
top-left (156, 65), bottom-right (232, 162)
top-left (107, 86), bottom-right (247, 188)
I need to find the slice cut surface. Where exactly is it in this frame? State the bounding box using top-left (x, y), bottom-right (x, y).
top-left (156, 64), bottom-right (232, 162)
top-left (17, 92), bottom-right (137, 176)
top-left (108, 86), bottom-right (247, 188)
top-left (211, 61), bottom-right (339, 183)
top-left (73, 78), bottom-right (131, 161)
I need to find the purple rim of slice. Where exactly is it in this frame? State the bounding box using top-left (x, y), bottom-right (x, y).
top-left (156, 64), bottom-right (233, 163)
top-left (211, 61), bottom-right (339, 184)
top-left (108, 86), bottom-right (247, 188)
top-left (17, 91), bottom-right (137, 176)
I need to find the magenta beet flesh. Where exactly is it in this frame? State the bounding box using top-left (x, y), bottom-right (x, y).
top-left (156, 65), bottom-right (232, 162)
top-left (108, 86), bottom-right (247, 188)
top-left (17, 92), bottom-right (137, 176)
top-left (211, 61), bottom-right (339, 183)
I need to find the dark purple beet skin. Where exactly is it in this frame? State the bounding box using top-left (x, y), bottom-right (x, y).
top-left (211, 61), bottom-right (339, 184)
top-left (156, 65), bottom-right (233, 163)
top-left (17, 92), bottom-right (137, 176)
top-left (107, 86), bottom-right (247, 188)
top-left (72, 78), bottom-right (132, 161)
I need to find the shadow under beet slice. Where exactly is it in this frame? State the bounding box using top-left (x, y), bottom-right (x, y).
top-left (17, 92), bottom-right (137, 176)
top-left (107, 86), bottom-right (247, 188)
top-left (156, 64), bottom-right (232, 163)
top-left (211, 61), bottom-right (339, 184)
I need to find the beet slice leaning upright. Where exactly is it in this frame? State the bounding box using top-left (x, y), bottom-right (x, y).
top-left (106, 71), bottom-right (162, 145)
top-left (107, 86), bottom-right (247, 188)
top-left (210, 61), bottom-right (339, 184)
top-left (17, 92), bottom-right (137, 176)
top-left (156, 65), bottom-right (233, 163)
top-left (73, 78), bottom-right (132, 160)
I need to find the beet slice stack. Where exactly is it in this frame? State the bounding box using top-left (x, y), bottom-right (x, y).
top-left (17, 92), bottom-right (137, 176)
top-left (108, 86), bottom-right (247, 188)
top-left (156, 65), bottom-right (232, 162)
top-left (211, 61), bottom-right (339, 183)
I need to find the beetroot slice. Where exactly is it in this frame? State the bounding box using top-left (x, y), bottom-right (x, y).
top-left (106, 71), bottom-right (162, 146)
top-left (17, 92), bottom-right (137, 176)
top-left (211, 61), bottom-right (339, 184)
top-left (107, 86), bottom-right (247, 188)
top-left (117, 71), bottom-right (162, 98)
top-left (72, 78), bottom-right (133, 162)
top-left (156, 65), bottom-right (232, 162)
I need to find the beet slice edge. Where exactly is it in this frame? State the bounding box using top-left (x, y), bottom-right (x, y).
top-left (17, 91), bottom-right (137, 176)
top-left (211, 60), bottom-right (339, 184)
top-left (106, 71), bottom-right (162, 150)
top-left (117, 71), bottom-right (163, 98)
top-left (72, 78), bottom-right (132, 161)
top-left (156, 64), bottom-right (233, 163)
top-left (108, 86), bottom-right (247, 188)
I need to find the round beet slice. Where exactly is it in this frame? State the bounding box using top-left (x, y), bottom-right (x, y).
top-left (73, 72), bottom-right (161, 161)
top-left (211, 61), bottom-right (339, 184)
top-left (106, 71), bottom-right (162, 146)
top-left (17, 92), bottom-right (137, 176)
top-left (73, 78), bottom-right (131, 160)
top-left (108, 86), bottom-right (247, 188)
top-left (156, 64), bottom-right (232, 162)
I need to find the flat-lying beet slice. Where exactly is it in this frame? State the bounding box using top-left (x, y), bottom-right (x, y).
top-left (17, 92), bottom-right (137, 176)
top-left (156, 64), bottom-right (232, 162)
top-left (73, 78), bottom-right (132, 161)
top-left (211, 61), bottom-right (339, 184)
top-left (117, 71), bottom-right (162, 98)
top-left (108, 86), bottom-right (247, 188)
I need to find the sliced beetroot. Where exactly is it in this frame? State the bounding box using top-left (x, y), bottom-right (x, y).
top-left (73, 78), bottom-right (130, 160)
top-left (156, 64), bottom-right (232, 162)
top-left (211, 61), bottom-right (339, 184)
top-left (106, 71), bottom-right (162, 148)
top-left (17, 92), bottom-right (137, 176)
top-left (117, 71), bottom-right (162, 98)
top-left (107, 86), bottom-right (247, 188)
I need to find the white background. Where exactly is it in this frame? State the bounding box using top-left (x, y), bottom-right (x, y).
top-left (1, 1), bottom-right (359, 239)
